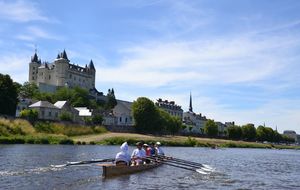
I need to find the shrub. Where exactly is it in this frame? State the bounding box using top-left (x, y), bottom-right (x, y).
top-left (59, 139), bottom-right (74, 145)
top-left (92, 126), bottom-right (107, 134)
top-left (19, 109), bottom-right (38, 123)
top-left (59, 112), bottom-right (72, 121)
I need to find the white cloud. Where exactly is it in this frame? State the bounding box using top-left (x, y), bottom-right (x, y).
top-left (0, 0), bottom-right (48, 22)
top-left (16, 26), bottom-right (63, 41)
top-left (0, 52), bottom-right (30, 84)
top-left (97, 34), bottom-right (299, 89)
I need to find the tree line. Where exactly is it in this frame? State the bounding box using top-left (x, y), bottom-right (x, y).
top-left (204, 122), bottom-right (295, 143)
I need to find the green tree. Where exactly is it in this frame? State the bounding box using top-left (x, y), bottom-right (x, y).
top-left (158, 109), bottom-right (182, 134)
top-left (241, 124), bottom-right (257, 141)
top-left (204, 119), bottom-right (219, 137)
top-left (227, 125), bottom-right (242, 140)
top-left (132, 97), bottom-right (161, 133)
top-left (92, 115), bottom-right (103, 125)
top-left (19, 82), bottom-right (39, 99)
top-left (59, 111), bottom-right (72, 121)
top-left (19, 109), bottom-right (38, 123)
top-left (54, 87), bottom-right (90, 107)
top-left (256, 125), bottom-right (275, 142)
top-left (0, 74), bottom-right (18, 116)
top-left (105, 88), bottom-right (117, 110)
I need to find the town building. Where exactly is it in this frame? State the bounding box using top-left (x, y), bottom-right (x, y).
top-left (28, 100), bottom-right (80, 122)
top-left (182, 93), bottom-right (207, 134)
top-left (283, 130), bottom-right (298, 143)
top-left (112, 100), bottom-right (134, 126)
top-left (15, 98), bottom-right (35, 117)
top-left (29, 50), bottom-right (96, 92)
top-left (155, 98), bottom-right (183, 119)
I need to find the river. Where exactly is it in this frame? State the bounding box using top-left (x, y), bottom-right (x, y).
top-left (0, 145), bottom-right (299, 190)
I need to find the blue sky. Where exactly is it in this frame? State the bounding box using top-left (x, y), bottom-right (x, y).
top-left (1, 0), bottom-right (300, 133)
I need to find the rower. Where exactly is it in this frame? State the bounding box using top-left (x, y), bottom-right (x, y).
top-left (131, 142), bottom-right (146, 165)
top-left (115, 142), bottom-right (131, 166)
top-left (143, 144), bottom-right (151, 156)
top-left (149, 142), bottom-right (156, 156)
top-left (155, 142), bottom-right (165, 156)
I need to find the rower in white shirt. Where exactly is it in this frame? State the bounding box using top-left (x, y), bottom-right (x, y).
top-left (115, 142), bottom-right (131, 166)
top-left (155, 142), bottom-right (165, 156)
top-left (131, 142), bottom-right (146, 165)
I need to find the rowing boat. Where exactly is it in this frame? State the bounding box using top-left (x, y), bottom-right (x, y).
top-left (101, 162), bottom-right (163, 178)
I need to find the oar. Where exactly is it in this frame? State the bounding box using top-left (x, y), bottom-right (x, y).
top-left (159, 155), bottom-right (204, 167)
top-left (161, 161), bottom-right (198, 172)
top-left (51, 158), bottom-right (114, 168)
top-left (146, 156), bottom-right (199, 172)
top-left (166, 159), bottom-right (203, 168)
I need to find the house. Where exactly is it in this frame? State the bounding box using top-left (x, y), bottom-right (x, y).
top-left (29, 101), bottom-right (60, 121)
top-left (183, 112), bottom-right (207, 134)
top-left (55, 101), bottom-right (80, 122)
top-left (15, 98), bottom-right (35, 117)
top-left (28, 100), bottom-right (80, 122)
top-left (74, 107), bottom-right (93, 118)
top-left (102, 112), bottom-right (117, 126)
top-left (112, 100), bottom-right (134, 126)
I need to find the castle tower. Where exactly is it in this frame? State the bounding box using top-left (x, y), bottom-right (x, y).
top-left (29, 50), bottom-right (41, 83)
top-left (189, 92), bottom-right (193, 112)
top-left (88, 59), bottom-right (96, 89)
top-left (54, 50), bottom-right (70, 86)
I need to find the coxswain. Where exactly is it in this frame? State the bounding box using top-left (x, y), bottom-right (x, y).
top-left (115, 142), bottom-right (131, 166)
top-left (131, 142), bottom-right (146, 165)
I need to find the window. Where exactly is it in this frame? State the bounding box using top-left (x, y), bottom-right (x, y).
top-left (32, 76), bottom-right (34, 80)
top-left (32, 72), bottom-right (35, 75)
top-left (33, 66), bottom-right (35, 70)
top-left (125, 118), bottom-right (128, 123)
top-left (69, 74), bottom-right (72, 78)
top-left (49, 111), bottom-right (52, 116)
top-left (119, 117), bottom-right (122, 122)
top-left (41, 111), bottom-right (45, 116)
top-left (55, 112), bottom-right (58, 118)
top-left (49, 75), bottom-right (51, 80)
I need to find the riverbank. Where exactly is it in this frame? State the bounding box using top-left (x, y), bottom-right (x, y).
top-left (0, 118), bottom-right (107, 145)
top-left (72, 132), bottom-right (300, 149)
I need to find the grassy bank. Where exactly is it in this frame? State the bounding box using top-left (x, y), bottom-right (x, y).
top-left (0, 118), bottom-right (107, 144)
top-left (73, 133), bottom-right (300, 150)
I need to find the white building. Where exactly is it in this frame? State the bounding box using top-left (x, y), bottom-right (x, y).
top-left (182, 93), bottom-right (207, 134)
top-left (28, 100), bottom-right (79, 122)
top-left (155, 99), bottom-right (183, 119)
top-left (29, 50), bottom-right (96, 92)
top-left (29, 101), bottom-right (60, 121)
top-left (112, 100), bottom-right (134, 126)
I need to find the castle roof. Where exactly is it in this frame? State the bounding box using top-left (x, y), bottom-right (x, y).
top-left (31, 52), bottom-right (41, 63)
top-left (61, 50), bottom-right (69, 60)
top-left (88, 60), bottom-right (95, 70)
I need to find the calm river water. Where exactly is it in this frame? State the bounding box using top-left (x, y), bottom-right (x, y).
top-left (0, 145), bottom-right (299, 190)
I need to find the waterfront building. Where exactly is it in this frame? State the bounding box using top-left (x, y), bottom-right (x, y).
top-left (182, 93), bottom-right (207, 134)
top-left (28, 100), bottom-right (79, 122)
top-left (112, 100), bottom-right (134, 126)
top-left (155, 98), bottom-right (183, 119)
top-left (283, 130), bottom-right (298, 143)
top-left (29, 50), bottom-right (96, 92)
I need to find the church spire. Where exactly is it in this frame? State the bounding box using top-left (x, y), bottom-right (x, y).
top-left (189, 92), bottom-right (193, 112)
